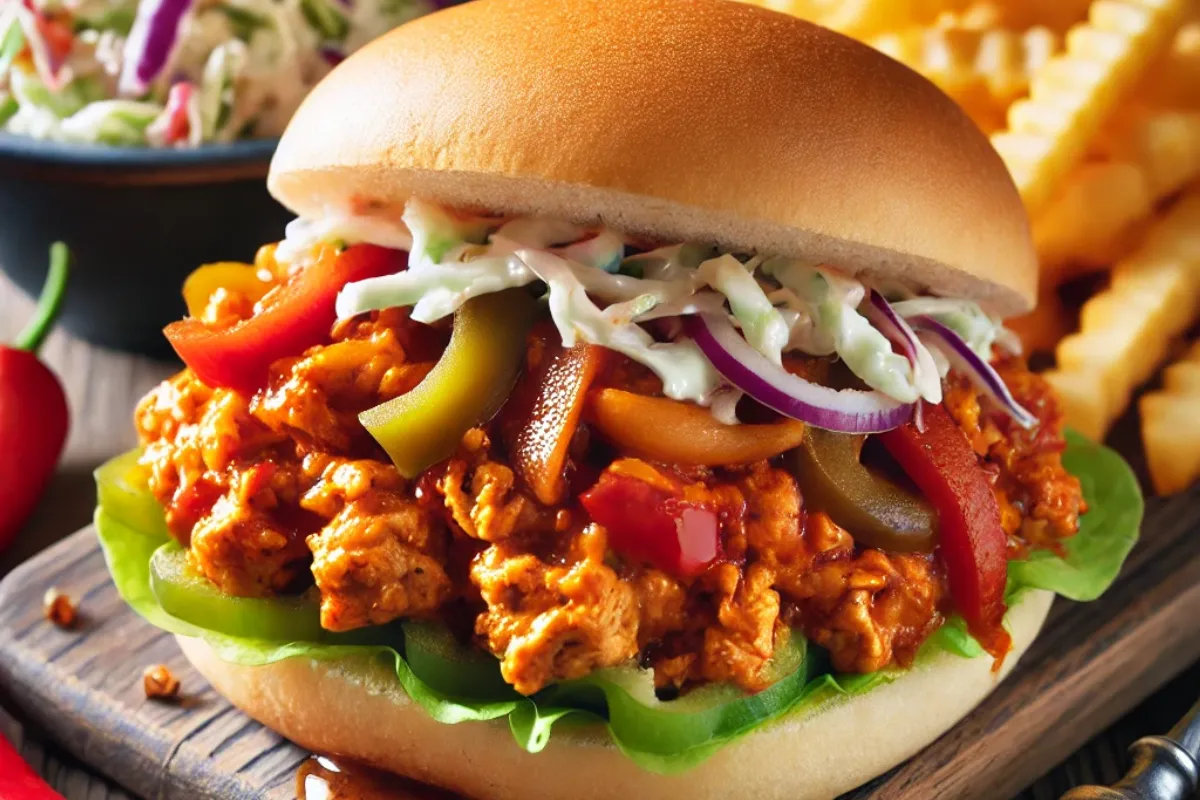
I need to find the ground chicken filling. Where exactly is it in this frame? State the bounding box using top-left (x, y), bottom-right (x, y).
top-left (137, 300), bottom-right (1084, 697)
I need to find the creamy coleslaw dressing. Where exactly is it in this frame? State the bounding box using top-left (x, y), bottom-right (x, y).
top-left (277, 198), bottom-right (1016, 421)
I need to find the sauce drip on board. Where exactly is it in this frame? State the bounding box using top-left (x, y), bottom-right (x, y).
top-left (297, 756), bottom-right (460, 800)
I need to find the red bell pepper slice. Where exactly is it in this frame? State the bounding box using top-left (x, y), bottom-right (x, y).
top-left (165, 244), bottom-right (404, 394)
top-left (580, 471), bottom-right (720, 579)
top-left (878, 404), bottom-right (1011, 659)
top-left (504, 336), bottom-right (608, 506)
top-left (0, 731), bottom-right (65, 799)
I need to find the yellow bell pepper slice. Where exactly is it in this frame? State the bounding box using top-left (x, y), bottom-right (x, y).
top-left (587, 388), bottom-right (807, 466)
top-left (182, 261), bottom-right (275, 319)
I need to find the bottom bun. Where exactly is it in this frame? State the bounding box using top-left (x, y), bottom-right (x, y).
top-left (178, 588), bottom-right (1052, 800)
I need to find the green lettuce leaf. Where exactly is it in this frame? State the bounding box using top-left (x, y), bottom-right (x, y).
top-left (94, 508), bottom-right (832, 771)
top-left (93, 429), bottom-right (1141, 772)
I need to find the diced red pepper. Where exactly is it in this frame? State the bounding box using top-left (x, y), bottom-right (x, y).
top-left (162, 82), bottom-right (194, 145)
top-left (580, 472), bottom-right (720, 579)
top-left (165, 244), bottom-right (405, 394)
top-left (878, 404), bottom-right (1011, 659)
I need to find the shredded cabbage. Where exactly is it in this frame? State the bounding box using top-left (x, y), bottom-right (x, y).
top-left (890, 298), bottom-right (1006, 361)
top-left (697, 255), bottom-right (788, 365)
top-left (321, 197), bottom-right (1017, 418)
top-left (763, 258), bottom-right (931, 404)
top-left (59, 98), bottom-right (161, 143)
top-left (275, 211), bottom-right (414, 266)
top-left (338, 255), bottom-right (537, 324)
top-left (517, 249), bottom-right (723, 404)
top-left (404, 197), bottom-right (494, 266)
top-left (2, 0), bottom-right (435, 146)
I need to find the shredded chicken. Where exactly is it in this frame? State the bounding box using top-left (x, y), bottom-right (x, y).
top-left (700, 562), bottom-right (781, 690)
top-left (309, 494), bottom-right (452, 631)
top-left (471, 525), bottom-right (639, 695)
top-left (438, 458), bottom-right (536, 543)
top-left (135, 293), bottom-right (1078, 696)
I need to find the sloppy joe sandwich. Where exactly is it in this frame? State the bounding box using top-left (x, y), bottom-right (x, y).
top-left (93, 1), bottom-right (1144, 797)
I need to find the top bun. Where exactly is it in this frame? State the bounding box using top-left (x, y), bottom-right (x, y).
top-left (269, 0), bottom-right (1036, 316)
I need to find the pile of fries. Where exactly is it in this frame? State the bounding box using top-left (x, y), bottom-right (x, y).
top-left (744, 0), bottom-right (1200, 496)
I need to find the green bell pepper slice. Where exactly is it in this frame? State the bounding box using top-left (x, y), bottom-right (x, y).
top-left (361, 288), bottom-right (540, 477)
top-left (149, 542), bottom-right (328, 642)
top-left (94, 449), bottom-right (170, 538)
top-left (401, 616), bottom-right (813, 766)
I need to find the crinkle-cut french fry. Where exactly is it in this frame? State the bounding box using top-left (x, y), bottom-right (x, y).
top-left (1162, 360), bottom-right (1200, 393)
top-left (1033, 160), bottom-right (1153, 272)
top-left (1043, 371), bottom-right (1112, 442)
top-left (1138, 22), bottom-right (1200, 108)
top-left (1098, 108), bottom-right (1200, 194)
top-left (934, 2), bottom-right (1003, 31)
top-left (739, 0), bottom-right (974, 36)
top-left (991, 0), bottom-right (1191, 216)
top-left (933, 0), bottom-right (1094, 33)
top-left (1141, 394), bottom-right (1200, 494)
top-left (1045, 189), bottom-right (1200, 441)
top-left (1141, 340), bottom-right (1200, 494)
top-left (870, 25), bottom-right (1060, 112)
top-left (1034, 107), bottom-right (1200, 272)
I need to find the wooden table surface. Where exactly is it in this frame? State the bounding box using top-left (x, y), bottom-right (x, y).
top-left (1, 270), bottom-right (1196, 800)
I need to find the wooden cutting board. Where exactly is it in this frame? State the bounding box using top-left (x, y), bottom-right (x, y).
top-left (1, 501), bottom-right (1199, 800)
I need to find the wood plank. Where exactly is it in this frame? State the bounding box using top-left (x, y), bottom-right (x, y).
top-left (1, 501), bottom-right (1197, 800)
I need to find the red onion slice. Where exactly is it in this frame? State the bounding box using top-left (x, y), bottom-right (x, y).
top-left (683, 314), bottom-right (913, 434)
top-left (911, 316), bottom-right (1037, 429)
top-left (320, 46), bottom-right (345, 66)
top-left (119, 0), bottom-right (195, 97)
top-left (863, 290), bottom-right (942, 403)
top-left (864, 290), bottom-right (918, 365)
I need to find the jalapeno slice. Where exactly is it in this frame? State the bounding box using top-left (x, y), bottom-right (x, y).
top-left (787, 427), bottom-right (938, 552)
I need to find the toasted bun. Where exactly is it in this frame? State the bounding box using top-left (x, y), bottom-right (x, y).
top-left (178, 588), bottom-right (1051, 800)
top-left (269, 0), bottom-right (1036, 316)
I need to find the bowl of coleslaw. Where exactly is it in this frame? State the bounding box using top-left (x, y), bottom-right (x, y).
top-left (0, 0), bottom-right (441, 354)
top-left (0, 132), bottom-right (288, 354)
top-left (0, 0), bottom-right (436, 147)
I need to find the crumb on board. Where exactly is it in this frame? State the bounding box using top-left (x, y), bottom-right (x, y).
top-left (143, 665), bottom-right (181, 700)
top-left (43, 587), bottom-right (77, 629)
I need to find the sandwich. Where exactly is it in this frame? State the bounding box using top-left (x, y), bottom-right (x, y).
top-left (93, 0), bottom-right (1144, 797)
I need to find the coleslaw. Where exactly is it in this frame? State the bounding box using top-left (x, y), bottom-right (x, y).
top-left (290, 198), bottom-right (1024, 424)
top-left (0, 0), bottom-right (435, 147)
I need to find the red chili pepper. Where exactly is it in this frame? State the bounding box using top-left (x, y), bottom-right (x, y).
top-left (580, 472), bottom-right (720, 579)
top-left (0, 244), bottom-right (70, 555)
top-left (165, 244), bottom-right (405, 394)
top-left (0, 731), bottom-right (65, 800)
top-left (161, 82), bottom-right (194, 145)
top-left (878, 404), bottom-right (1011, 659)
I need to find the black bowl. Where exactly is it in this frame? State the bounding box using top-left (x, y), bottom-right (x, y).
top-left (0, 134), bottom-right (293, 357)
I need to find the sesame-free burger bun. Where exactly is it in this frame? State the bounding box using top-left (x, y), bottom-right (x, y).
top-left (177, 588), bottom-right (1051, 800)
top-left (268, 0), bottom-right (1036, 316)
